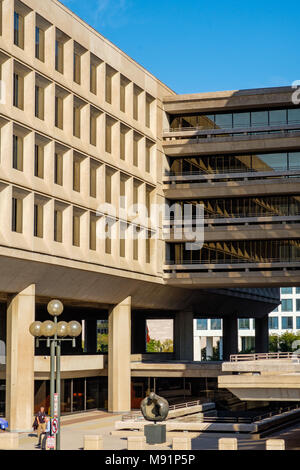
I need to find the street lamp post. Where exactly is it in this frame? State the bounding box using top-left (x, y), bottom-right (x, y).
top-left (29, 300), bottom-right (82, 451)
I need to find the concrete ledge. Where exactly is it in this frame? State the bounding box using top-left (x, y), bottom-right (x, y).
top-left (266, 439), bottom-right (285, 450)
top-left (0, 432), bottom-right (19, 450)
top-left (127, 436), bottom-right (146, 450)
top-left (219, 438), bottom-right (238, 450)
top-left (172, 436), bottom-right (191, 450)
top-left (115, 420), bottom-right (255, 433)
top-left (83, 435), bottom-right (103, 450)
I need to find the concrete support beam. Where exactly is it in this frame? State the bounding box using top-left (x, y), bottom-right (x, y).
top-left (222, 316), bottom-right (238, 361)
top-left (127, 436), bottom-right (146, 450)
top-left (174, 311), bottom-right (194, 361)
top-left (6, 285), bottom-right (35, 432)
top-left (218, 438), bottom-right (238, 450)
top-left (172, 436), bottom-right (191, 450)
top-left (83, 435), bottom-right (103, 450)
top-left (266, 439), bottom-right (285, 450)
top-left (108, 297), bottom-right (131, 413)
top-left (255, 315), bottom-right (269, 353)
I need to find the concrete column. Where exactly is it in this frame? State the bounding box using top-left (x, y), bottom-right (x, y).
top-left (85, 318), bottom-right (97, 354)
top-left (108, 297), bottom-right (131, 412)
top-left (6, 285), bottom-right (35, 432)
top-left (206, 336), bottom-right (213, 360)
top-left (255, 315), bottom-right (269, 353)
top-left (222, 316), bottom-right (238, 361)
top-left (174, 311), bottom-right (194, 361)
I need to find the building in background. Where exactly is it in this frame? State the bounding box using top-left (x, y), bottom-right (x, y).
top-left (194, 287), bottom-right (300, 360)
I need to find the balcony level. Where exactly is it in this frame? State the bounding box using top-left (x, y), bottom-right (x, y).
top-left (163, 127), bottom-right (300, 156)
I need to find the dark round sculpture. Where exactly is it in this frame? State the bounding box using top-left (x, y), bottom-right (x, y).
top-left (140, 392), bottom-right (169, 422)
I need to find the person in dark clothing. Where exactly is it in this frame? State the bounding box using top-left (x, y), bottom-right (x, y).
top-left (41, 417), bottom-right (51, 450)
top-left (35, 406), bottom-right (46, 448)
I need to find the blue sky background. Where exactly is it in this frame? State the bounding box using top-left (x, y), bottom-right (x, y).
top-left (60, 0), bottom-right (300, 94)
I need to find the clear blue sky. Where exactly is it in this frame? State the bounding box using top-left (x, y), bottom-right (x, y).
top-left (60, 0), bottom-right (300, 94)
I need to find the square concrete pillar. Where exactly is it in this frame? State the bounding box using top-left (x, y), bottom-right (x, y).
top-left (6, 285), bottom-right (35, 432)
top-left (174, 311), bottom-right (194, 361)
top-left (127, 436), bottom-right (146, 450)
top-left (108, 297), bottom-right (131, 412)
top-left (218, 438), bottom-right (238, 450)
top-left (266, 439), bottom-right (285, 450)
top-left (172, 436), bottom-right (191, 450)
top-left (84, 435), bottom-right (103, 450)
top-left (222, 316), bottom-right (238, 361)
top-left (0, 432), bottom-right (19, 450)
top-left (255, 315), bottom-right (269, 353)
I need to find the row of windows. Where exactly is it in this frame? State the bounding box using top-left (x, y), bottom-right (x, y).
top-left (9, 65), bottom-right (155, 171)
top-left (196, 317), bottom-right (300, 331)
top-left (11, 131), bottom-right (154, 189)
top-left (170, 107), bottom-right (300, 131)
top-left (281, 287), bottom-right (300, 294)
top-left (11, 196), bottom-right (153, 263)
top-left (169, 151), bottom-right (300, 175)
top-left (12, 7), bottom-right (155, 127)
top-left (273, 298), bottom-right (300, 312)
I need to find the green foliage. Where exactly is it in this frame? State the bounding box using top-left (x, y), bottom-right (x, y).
top-left (269, 332), bottom-right (300, 353)
top-left (146, 338), bottom-right (174, 353)
top-left (97, 333), bottom-right (108, 353)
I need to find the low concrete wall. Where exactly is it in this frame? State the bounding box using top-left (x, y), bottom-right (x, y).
top-left (0, 432), bottom-right (19, 450)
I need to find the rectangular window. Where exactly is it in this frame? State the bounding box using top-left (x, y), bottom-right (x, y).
top-left (105, 168), bottom-right (112, 204)
top-left (13, 72), bottom-right (24, 109)
top-left (196, 319), bottom-right (208, 330)
top-left (73, 44), bottom-right (82, 85)
top-left (281, 287), bottom-right (293, 294)
top-left (90, 62), bottom-right (97, 94)
top-left (14, 11), bottom-right (24, 48)
top-left (133, 227), bottom-right (140, 261)
top-left (145, 142), bottom-right (152, 173)
top-left (120, 126), bottom-right (127, 160)
top-left (90, 111), bottom-right (97, 146)
top-left (105, 118), bottom-right (113, 154)
top-left (34, 144), bottom-right (44, 178)
top-left (146, 231), bottom-right (151, 264)
top-left (55, 37), bottom-right (64, 73)
top-left (281, 299), bottom-right (293, 312)
top-left (281, 316), bottom-right (293, 329)
top-left (269, 317), bottom-right (278, 329)
top-left (35, 26), bottom-right (45, 61)
top-left (211, 318), bottom-right (222, 330)
top-left (55, 96), bottom-right (63, 129)
top-left (146, 94), bottom-right (154, 128)
top-left (54, 209), bottom-right (63, 242)
top-left (12, 197), bottom-right (22, 233)
top-left (105, 219), bottom-right (111, 254)
top-left (133, 134), bottom-right (139, 167)
top-left (296, 317), bottom-right (300, 329)
top-left (105, 67), bottom-right (113, 104)
top-left (296, 299), bottom-right (300, 312)
top-left (13, 134), bottom-right (23, 171)
top-left (238, 318), bottom-right (250, 329)
top-left (54, 153), bottom-right (63, 186)
top-left (120, 222), bottom-right (126, 258)
top-left (73, 105), bottom-right (81, 138)
top-left (296, 288), bottom-right (300, 294)
top-left (90, 215), bottom-right (96, 251)
top-left (146, 188), bottom-right (151, 219)
top-left (120, 76), bottom-right (129, 113)
top-left (90, 163), bottom-right (97, 198)
top-left (73, 158), bottom-right (81, 192)
top-left (35, 85), bottom-right (44, 120)
top-left (73, 214), bottom-right (80, 247)
top-left (34, 204), bottom-right (43, 238)
top-left (133, 85), bottom-right (140, 121)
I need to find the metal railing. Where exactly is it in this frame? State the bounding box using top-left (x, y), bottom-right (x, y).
top-left (164, 120), bottom-right (300, 133)
top-left (165, 257), bottom-right (300, 266)
top-left (230, 352), bottom-right (300, 362)
top-left (165, 212), bottom-right (300, 221)
top-left (165, 166), bottom-right (300, 177)
top-left (200, 405), bottom-right (300, 424)
top-left (121, 399), bottom-right (202, 421)
top-left (163, 128), bottom-right (300, 142)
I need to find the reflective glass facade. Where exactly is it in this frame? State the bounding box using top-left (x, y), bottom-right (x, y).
top-left (169, 151), bottom-right (300, 175)
top-left (170, 107), bottom-right (300, 130)
top-left (168, 239), bottom-right (300, 264)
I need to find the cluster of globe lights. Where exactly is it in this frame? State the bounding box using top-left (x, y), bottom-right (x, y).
top-left (29, 299), bottom-right (82, 338)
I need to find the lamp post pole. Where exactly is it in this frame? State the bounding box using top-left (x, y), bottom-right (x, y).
top-left (29, 302), bottom-right (82, 451)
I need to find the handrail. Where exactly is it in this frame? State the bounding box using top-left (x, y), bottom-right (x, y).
top-left (165, 212), bottom-right (300, 221)
top-left (164, 121), bottom-right (300, 133)
top-left (165, 166), bottom-right (300, 177)
top-left (165, 257), bottom-right (300, 266)
top-left (230, 352), bottom-right (300, 362)
top-left (121, 399), bottom-right (203, 421)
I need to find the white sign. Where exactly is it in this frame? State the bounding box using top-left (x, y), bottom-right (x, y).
top-left (52, 418), bottom-right (58, 435)
top-left (46, 436), bottom-right (55, 449)
top-left (54, 393), bottom-right (59, 417)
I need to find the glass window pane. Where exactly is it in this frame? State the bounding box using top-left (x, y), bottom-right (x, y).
top-left (296, 317), bottom-right (300, 329)
top-left (251, 111), bottom-right (268, 127)
top-left (233, 112), bottom-right (250, 128)
top-left (281, 299), bottom-right (293, 312)
top-left (252, 153), bottom-right (287, 171)
top-left (281, 287), bottom-right (293, 294)
top-left (296, 288), bottom-right (300, 294)
top-left (296, 299), bottom-right (300, 312)
top-left (288, 108), bottom-right (300, 125)
top-left (211, 318), bottom-right (222, 330)
top-left (197, 319), bottom-right (208, 330)
top-left (215, 113), bottom-right (232, 129)
top-left (269, 109), bottom-right (287, 126)
top-left (269, 317), bottom-right (278, 329)
top-left (288, 152), bottom-right (300, 170)
top-left (238, 319), bottom-right (250, 329)
top-left (281, 316), bottom-right (293, 329)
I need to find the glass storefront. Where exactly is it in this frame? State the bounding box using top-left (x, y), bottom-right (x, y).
top-left (34, 376), bottom-right (108, 415)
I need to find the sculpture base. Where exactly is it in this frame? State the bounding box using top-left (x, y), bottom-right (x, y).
top-left (144, 424), bottom-right (166, 444)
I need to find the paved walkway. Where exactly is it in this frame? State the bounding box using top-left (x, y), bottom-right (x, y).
top-left (17, 411), bottom-right (300, 450)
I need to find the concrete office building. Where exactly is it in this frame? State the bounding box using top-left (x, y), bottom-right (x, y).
top-left (194, 287), bottom-right (300, 360)
top-left (0, 0), bottom-right (299, 432)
